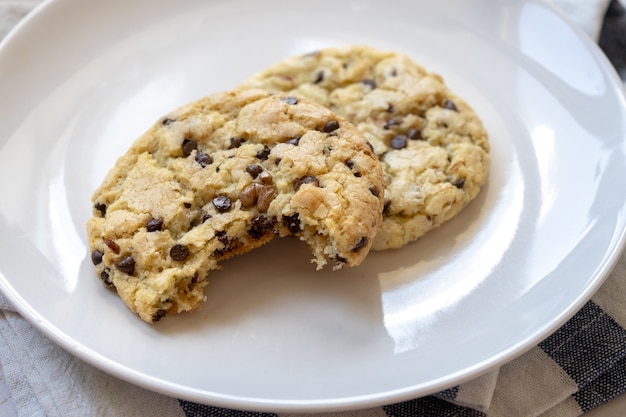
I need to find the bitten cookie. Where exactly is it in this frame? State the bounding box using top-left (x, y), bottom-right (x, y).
top-left (239, 46), bottom-right (490, 250)
top-left (86, 88), bottom-right (384, 323)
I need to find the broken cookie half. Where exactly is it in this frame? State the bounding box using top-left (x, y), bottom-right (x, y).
top-left (86, 88), bottom-right (384, 323)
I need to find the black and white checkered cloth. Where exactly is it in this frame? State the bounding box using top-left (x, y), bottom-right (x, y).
top-left (1, 0), bottom-right (626, 416)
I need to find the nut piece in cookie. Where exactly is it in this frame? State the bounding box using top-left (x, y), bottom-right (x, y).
top-left (86, 88), bottom-right (384, 323)
top-left (239, 46), bottom-right (490, 250)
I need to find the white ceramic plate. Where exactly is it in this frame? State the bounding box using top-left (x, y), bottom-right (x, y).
top-left (1, 0), bottom-right (626, 412)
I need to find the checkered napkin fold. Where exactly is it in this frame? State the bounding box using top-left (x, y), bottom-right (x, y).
top-left (1, 0), bottom-right (625, 416)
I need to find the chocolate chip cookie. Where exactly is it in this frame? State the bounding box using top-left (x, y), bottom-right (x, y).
top-left (86, 88), bottom-right (384, 323)
top-left (239, 46), bottom-right (490, 250)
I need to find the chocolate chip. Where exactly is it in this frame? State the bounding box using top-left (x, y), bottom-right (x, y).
top-left (384, 119), bottom-right (401, 130)
top-left (455, 178), bottom-right (465, 189)
top-left (286, 137), bottom-right (301, 146)
top-left (216, 231), bottom-right (229, 246)
top-left (444, 99), bottom-right (458, 111)
top-left (369, 186), bottom-right (380, 197)
top-left (183, 202), bottom-right (192, 208)
top-left (182, 138), bottom-right (198, 157)
top-left (387, 103), bottom-right (395, 113)
top-left (246, 164), bottom-right (264, 178)
top-left (294, 175), bottom-right (319, 191)
top-left (116, 256), bottom-right (135, 275)
top-left (283, 213), bottom-right (301, 234)
top-left (346, 160), bottom-right (361, 177)
top-left (390, 68), bottom-right (398, 77)
top-left (407, 128), bottom-right (421, 140)
top-left (249, 215), bottom-right (277, 239)
top-left (212, 195), bottom-right (231, 212)
top-left (91, 250), bottom-right (104, 265)
top-left (99, 269), bottom-right (112, 286)
top-left (281, 96), bottom-right (298, 105)
top-left (362, 79), bottom-right (376, 89)
top-left (162, 118), bottom-right (175, 126)
top-left (256, 145), bottom-right (271, 160)
top-left (334, 256), bottom-right (348, 264)
top-left (104, 238), bottom-right (120, 254)
top-left (314, 71), bottom-right (324, 84)
top-left (152, 309), bottom-right (167, 322)
top-left (229, 137), bottom-right (245, 149)
top-left (390, 135), bottom-right (407, 149)
top-left (214, 234), bottom-right (240, 257)
top-left (214, 231), bottom-right (237, 256)
top-left (352, 236), bottom-right (368, 252)
top-left (94, 203), bottom-right (107, 217)
top-left (274, 157), bottom-right (282, 165)
top-left (170, 244), bottom-right (189, 261)
top-left (146, 218), bottom-right (163, 232)
top-left (201, 213), bottom-right (212, 223)
top-left (195, 150), bottom-right (212, 167)
top-left (321, 120), bottom-right (340, 133)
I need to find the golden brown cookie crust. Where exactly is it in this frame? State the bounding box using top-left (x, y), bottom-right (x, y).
top-left (240, 46), bottom-right (490, 250)
top-left (86, 89), bottom-right (384, 323)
